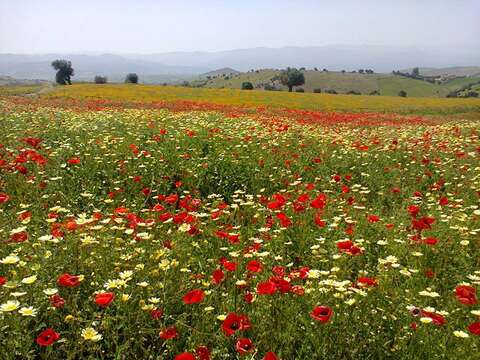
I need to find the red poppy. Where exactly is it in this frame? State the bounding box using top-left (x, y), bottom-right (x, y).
top-left (368, 215), bottom-right (380, 223)
top-left (468, 322), bottom-right (480, 336)
top-left (246, 260), bottom-right (263, 273)
top-left (276, 212), bottom-right (292, 228)
top-left (36, 328), bottom-right (60, 346)
top-left (174, 353), bottom-right (195, 360)
top-left (195, 346), bottom-right (211, 360)
top-left (159, 326), bottom-right (178, 339)
top-left (455, 285), bottom-right (477, 305)
top-left (222, 312), bottom-right (251, 336)
top-left (235, 338), bottom-right (254, 355)
top-left (95, 292), bottom-right (115, 307)
top-left (9, 231), bottom-right (28, 243)
top-left (57, 273), bottom-right (80, 287)
top-left (310, 193), bottom-right (327, 209)
top-left (67, 157), bottom-right (81, 165)
top-left (212, 269), bottom-right (225, 284)
top-left (310, 306), bottom-right (333, 323)
top-left (182, 289), bottom-right (205, 304)
top-left (49, 294), bottom-right (65, 308)
top-left (150, 309), bottom-right (163, 319)
top-left (263, 352), bottom-right (280, 360)
top-left (438, 197), bottom-right (449, 206)
top-left (0, 276), bottom-right (6, 286)
top-left (423, 237), bottom-right (438, 246)
top-left (420, 310), bottom-right (446, 326)
top-left (257, 280), bottom-right (277, 295)
top-left (357, 277), bottom-right (377, 287)
top-left (0, 193), bottom-right (9, 204)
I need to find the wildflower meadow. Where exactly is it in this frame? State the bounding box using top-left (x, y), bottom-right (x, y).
top-left (0, 91), bottom-right (479, 359)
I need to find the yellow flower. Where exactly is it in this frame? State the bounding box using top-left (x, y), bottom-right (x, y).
top-left (81, 327), bottom-right (102, 342)
top-left (0, 255), bottom-right (19, 265)
top-left (453, 330), bottom-right (469, 338)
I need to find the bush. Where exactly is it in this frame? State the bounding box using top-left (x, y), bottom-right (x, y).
top-left (241, 82), bottom-right (254, 90)
top-left (325, 89), bottom-right (337, 94)
top-left (125, 73), bottom-right (139, 84)
top-left (369, 90), bottom-right (380, 96)
top-left (313, 88), bottom-right (322, 93)
top-left (94, 76), bottom-right (107, 84)
top-left (398, 90), bottom-right (407, 97)
top-left (347, 90), bottom-right (361, 95)
top-left (264, 84), bottom-right (279, 91)
top-left (295, 88), bottom-right (305, 93)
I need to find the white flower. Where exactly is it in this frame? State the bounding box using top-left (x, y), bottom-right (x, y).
top-left (43, 288), bottom-right (58, 296)
top-left (19, 306), bottom-right (37, 317)
top-left (21, 275), bottom-right (37, 284)
top-left (0, 255), bottom-right (19, 265)
top-left (453, 330), bottom-right (469, 338)
top-left (0, 300), bottom-right (20, 312)
top-left (81, 327), bottom-right (102, 342)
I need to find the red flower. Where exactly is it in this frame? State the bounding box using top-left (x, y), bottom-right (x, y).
top-left (310, 306), bottom-right (333, 323)
top-left (235, 338), bottom-right (254, 355)
top-left (0, 193), bottom-right (9, 204)
top-left (36, 328), bottom-right (60, 346)
top-left (57, 273), bottom-right (80, 287)
top-left (468, 322), bottom-right (480, 336)
top-left (0, 276), bottom-right (6, 286)
top-left (455, 285), bottom-right (477, 305)
top-left (257, 280), bottom-right (277, 295)
top-left (368, 215), bottom-right (380, 223)
top-left (182, 289), bottom-right (205, 304)
top-left (9, 231), bottom-right (28, 243)
top-left (276, 212), bottom-right (292, 228)
top-left (212, 269), bottom-right (225, 284)
top-left (423, 237), bottom-right (438, 246)
top-left (407, 205), bottom-right (419, 218)
top-left (357, 277), bottom-right (377, 287)
top-left (67, 157), bottom-right (81, 165)
top-left (263, 352), bottom-right (280, 360)
top-left (150, 309), bottom-right (163, 319)
top-left (159, 326), bottom-right (178, 340)
top-left (195, 346), bottom-right (211, 360)
top-left (174, 353), bottom-right (195, 360)
top-left (246, 260), bottom-right (263, 273)
top-left (222, 312), bottom-right (251, 336)
top-left (49, 294), bottom-right (65, 308)
top-left (95, 292), bottom-right (115, 307)
top-left (420, 310), bottom-right (446, 326)
top-left (310, 193), bottom-right (327, 209)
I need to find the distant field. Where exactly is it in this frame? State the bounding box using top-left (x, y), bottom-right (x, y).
top-left (39, 84), bottom-right (480, 116)
top-left (201, 69), bottom-right (480, 98)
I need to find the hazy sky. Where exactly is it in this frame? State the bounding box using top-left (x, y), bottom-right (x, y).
top-left (1, 0), bottom-right (479, 53)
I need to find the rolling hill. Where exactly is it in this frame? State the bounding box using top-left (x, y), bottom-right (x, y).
top-left (198, 69), bottom-right (480, 97)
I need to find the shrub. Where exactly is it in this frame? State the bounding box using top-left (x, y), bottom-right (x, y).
top-left (369, 90), bottom-right (380, 96)
top-left (325, 89), bottom-right (337, 94)
top-left (125, 73), bottom-right (139, 84)
top-left (264, 84), bottom-right (279, 91)
top-left (398, 90), bottom-right (407, 97)
top-left (241, 82), bottom-right (254, 90)
top-left (94, 76), bottom-right (107, 84)
top-left (313, 88), bottom-right (322, 93)
top-left (295, 88), bottom-right (305, 93)
top-left (347, 90), bottom-right (361, 95)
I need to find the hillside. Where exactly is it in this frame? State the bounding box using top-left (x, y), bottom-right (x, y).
top-left (401, 66), bottom-right (480, 77)
top-left (199, 69), bottom-right (480, 97)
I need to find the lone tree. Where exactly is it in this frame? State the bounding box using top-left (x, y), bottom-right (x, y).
top-left (241, 81), bottom-right (254, 90)
top-left (279, 67), bottom-right (305, 92)
top-left (412, 67), bottom-right (420, 77)
top-left (125, 73), bottom-right (139, 84)
top-left (398, 90), bottom-right (407, 97)
top-left (94, 75), bottom-right (107, 84)
top-left (51, 60), bottom-right (74, 85)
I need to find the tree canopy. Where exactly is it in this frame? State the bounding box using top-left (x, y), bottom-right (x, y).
top-left (51, 60), bottom-right (74, 85)
top-left (279, 67), bottom-right (305, 92)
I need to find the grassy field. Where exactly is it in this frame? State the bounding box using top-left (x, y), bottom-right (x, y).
top-left (40, 84), bottom-right (480, 116)
top-left (201, 69), bottom-right (480, 97)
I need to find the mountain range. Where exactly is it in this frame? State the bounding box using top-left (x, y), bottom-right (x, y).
top-left (1, 45), bottom-right (479, 83)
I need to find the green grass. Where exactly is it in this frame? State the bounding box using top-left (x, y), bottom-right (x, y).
top-left (200, 69), bottom-right (480, 98)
